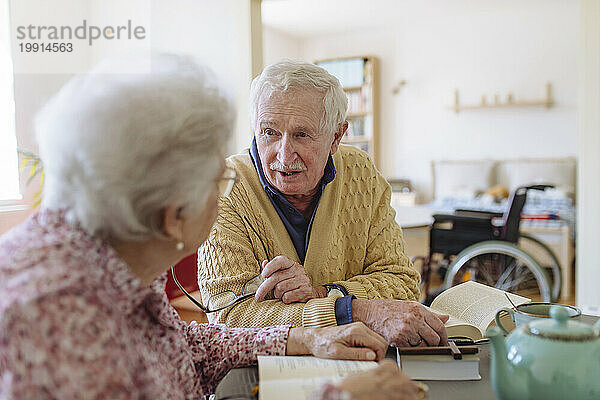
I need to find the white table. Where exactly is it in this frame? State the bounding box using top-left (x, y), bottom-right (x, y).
top-left (215, 316), bottom-right (599, 400)
top-left (393, 205), bottom-right (433, 260)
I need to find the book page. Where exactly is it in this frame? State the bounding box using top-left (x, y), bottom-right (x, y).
top-left (430, 281), bottom-right (529, 334)
top-left (444, 317), bottom-right (485, 340)
top-left (424, 307), bottom-right (484, 340)
top-left (258, 356), bottom-right (377, 400)
top-left (258, 356), bottom-right (377, 381)
top-left (259, 377), bottom-right (344, 400)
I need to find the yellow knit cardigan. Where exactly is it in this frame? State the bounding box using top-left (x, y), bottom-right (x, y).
top-left (198, 144), bottom-right (420, 328)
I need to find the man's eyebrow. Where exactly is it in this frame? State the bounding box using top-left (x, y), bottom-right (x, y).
top-left (259, 120), bottom-right (277, 128)
top-left (294, 125), bottom-right (316, 133)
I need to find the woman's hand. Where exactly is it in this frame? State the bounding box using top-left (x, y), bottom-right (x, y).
top-left (332, 360), bottom-right (426, 400)
top-left (287, 322), bottom-right (388, 361)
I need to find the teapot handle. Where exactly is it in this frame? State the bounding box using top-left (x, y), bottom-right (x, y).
top-left (495, 307), bottom-right (515, 335)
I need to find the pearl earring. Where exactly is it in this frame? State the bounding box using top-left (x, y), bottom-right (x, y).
top-left (176, 241), bottom-right (184, 251)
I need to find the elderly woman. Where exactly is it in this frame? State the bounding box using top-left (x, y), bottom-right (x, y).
top-left (0, 55), bottom-right (422, 400)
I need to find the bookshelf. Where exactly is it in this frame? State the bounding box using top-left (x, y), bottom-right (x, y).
top-left (316, 56), bottom-right (378, 167)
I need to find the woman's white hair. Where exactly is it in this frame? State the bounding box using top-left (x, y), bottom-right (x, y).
top-left (36, 54), bottom-right (233, 241)
top-left (249, 59), bottom-right (348, 136)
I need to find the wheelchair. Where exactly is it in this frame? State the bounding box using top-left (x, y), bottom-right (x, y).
top-left (416, 185), bottom-right (562, 304)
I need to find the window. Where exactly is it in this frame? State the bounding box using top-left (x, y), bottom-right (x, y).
top-left (0, 0), bottom-right (20, 201)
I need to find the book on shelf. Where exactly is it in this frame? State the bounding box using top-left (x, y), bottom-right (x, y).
top-left (346, 89), bottom-right (369, 114)
top-left (428, 281), bottom-right (530, 341)
top-left (397, 351), bottom-right (481, 381)
top-left (521, 213), bottom-right (560, 220)
top-left (346, 118), bottom-right (365, 137)
top-left (257, 356), bottom-right (376, 400)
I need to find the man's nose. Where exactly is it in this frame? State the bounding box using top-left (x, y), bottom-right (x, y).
top-left (277, 135), bottom-right (296, 164)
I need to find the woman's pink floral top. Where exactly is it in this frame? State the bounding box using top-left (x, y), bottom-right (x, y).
top-left (0, 209), bottom-right (290, 399)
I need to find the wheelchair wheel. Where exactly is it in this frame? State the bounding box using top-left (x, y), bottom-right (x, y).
top-left (518, 234), bottom-right (562, 302)
top-left (443, 241), bottom-right (552, 302)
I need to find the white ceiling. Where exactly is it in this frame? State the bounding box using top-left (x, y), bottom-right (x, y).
top-left (261, 0), bottom-right (410, 38)
top-left (261, 0), bottom-right (561, 39)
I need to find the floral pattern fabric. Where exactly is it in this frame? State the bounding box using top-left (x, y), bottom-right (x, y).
top-left (0, 209), bottom-right (289, 399)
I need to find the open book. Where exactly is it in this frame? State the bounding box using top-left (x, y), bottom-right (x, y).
top-left (429, 281), bottom-right (530, 340)
top-left (257, 356), bottom-right (377, 400)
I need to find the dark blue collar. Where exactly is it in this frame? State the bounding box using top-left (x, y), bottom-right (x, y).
top-left (249, 137), bottom-right (336, 263)
top-left (249, 137), bottom-right (336, 195)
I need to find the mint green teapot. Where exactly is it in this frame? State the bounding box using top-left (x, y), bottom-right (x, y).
top-left (486, 306), bottom-right (600, 400)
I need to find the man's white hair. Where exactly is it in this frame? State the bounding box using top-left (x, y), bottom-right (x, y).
top-left (249, 59), bottom-right (348, 136)
top-left (36, 54), bottom-right (233, 241)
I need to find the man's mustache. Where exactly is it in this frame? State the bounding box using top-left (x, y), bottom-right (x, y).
top-left (269, 160), bottom-right (307, 172)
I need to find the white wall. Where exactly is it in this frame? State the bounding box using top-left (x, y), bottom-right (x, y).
top-left (576, 0), bottom-right (600, 307)
top-left (149, 0), bottom-right (257, 153)
top-left (264, 1), bottom-right (579, 202)
top-left (263, 26), bottom-right (302, 65)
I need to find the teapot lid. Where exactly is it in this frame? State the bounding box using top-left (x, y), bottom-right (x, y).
top-left (527, 306), bottom-right (598, 341)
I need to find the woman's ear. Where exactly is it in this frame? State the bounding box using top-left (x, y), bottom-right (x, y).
top-left (162, 204), bottom-right (185, 241)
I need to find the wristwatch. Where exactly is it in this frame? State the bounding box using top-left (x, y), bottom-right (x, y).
top-left (323, 283), bottom-right (348, 297)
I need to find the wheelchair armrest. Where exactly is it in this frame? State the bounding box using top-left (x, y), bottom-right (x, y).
top-left (524, 184), bottom-right (555, 191)
top-left (432, 213), bottom-right (494, 225)
top-left (454, 209), bottom-right (504, 219)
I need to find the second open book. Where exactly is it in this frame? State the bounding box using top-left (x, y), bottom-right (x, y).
top-left (428, 280), bottom-right (530, 340)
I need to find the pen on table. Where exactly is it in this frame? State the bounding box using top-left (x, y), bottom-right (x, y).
top-left (397, 345), bottom-right (479, 360)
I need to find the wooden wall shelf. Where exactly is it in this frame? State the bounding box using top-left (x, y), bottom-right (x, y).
top-left (450, 82), bottom-right (554, 113)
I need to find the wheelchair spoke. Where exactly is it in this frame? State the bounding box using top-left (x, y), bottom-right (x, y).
top-left (476, 255), bottom-right (498, 286)
top-left (495, 259), bottom-right (517, 289)
top-left (500, 261), bottom-right (540, 294)
top-left (503, 271), bottom-right (531, 291)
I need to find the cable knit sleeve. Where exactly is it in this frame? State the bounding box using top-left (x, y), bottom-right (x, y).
top-left (332, 158), bottom-right (421, 302)
top-left (198, 193), bottom-right (339, 328)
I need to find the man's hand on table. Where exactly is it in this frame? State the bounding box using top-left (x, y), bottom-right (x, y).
top-left (252, 255), bottom-right (447, 348)
top-left (287, 322), bottom-right (388, 361)
top-left (255, 256), bottom-right (327, 303)
top-left (352, 299), bottom-right (449, 347)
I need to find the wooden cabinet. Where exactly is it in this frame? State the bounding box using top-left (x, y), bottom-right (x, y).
top-left (316, 56), bottom-right (379, 167)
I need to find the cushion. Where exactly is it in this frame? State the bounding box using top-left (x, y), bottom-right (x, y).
top-left (497, 158), bottom-right (577, 197)
top-left (433, 160), bottom-right (495, 199)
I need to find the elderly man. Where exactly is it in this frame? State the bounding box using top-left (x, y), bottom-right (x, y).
top-left (198, 60), bottom-right (448, 347)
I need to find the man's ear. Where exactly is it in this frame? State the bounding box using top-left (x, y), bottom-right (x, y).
top-left (330, 121), bottom-right (348, 155)
top-left (163, 204), bottom-right (185, 241)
